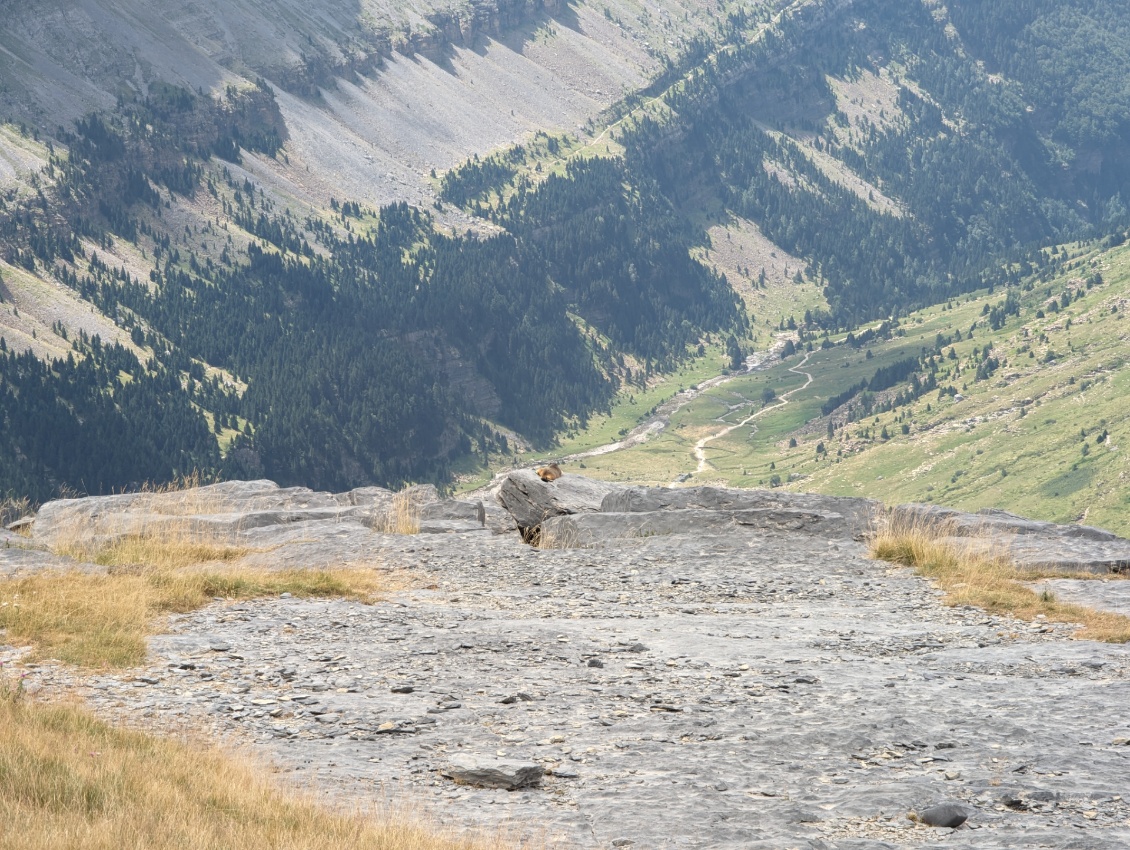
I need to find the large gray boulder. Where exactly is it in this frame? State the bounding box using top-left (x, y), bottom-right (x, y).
top-left (540, 505), bottom-right (863, 547)
top-left (496, 470), bottom-right (625, 531)
top-left (602, 486), bottom-right (879, 540)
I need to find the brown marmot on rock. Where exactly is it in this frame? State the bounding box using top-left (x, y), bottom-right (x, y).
top-left (535, 463), bottom-right (562, 482)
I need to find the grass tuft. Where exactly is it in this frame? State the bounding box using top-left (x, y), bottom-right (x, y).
top-left (536, 521), bottom-right (581, 550)
top-left (871, 514), bottom-right (1130, 643)
top-left (0, 694), bottom-right (513, 850)
top-left (373, 491), bottom-right (422, 535)
top-left (0, 565), bottom-right (389, 668)
top-left (1, 494), bottom-right (33, 529)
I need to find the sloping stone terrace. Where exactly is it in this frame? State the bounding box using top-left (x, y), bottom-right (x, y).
top-left (4, 476), bottom-right (1130, 849)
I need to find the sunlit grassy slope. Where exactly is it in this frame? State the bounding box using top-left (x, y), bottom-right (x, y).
top-left (570, 238), bottom-right (1130, 535)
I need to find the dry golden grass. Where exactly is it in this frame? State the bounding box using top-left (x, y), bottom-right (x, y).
top-left (59, 534), bottom-right (251, 571)
top-left (1, 494), bottom-right (33, 529)
top-left (373, 491), bottom-right (421, 535)
top-left (535, 520), bottom-right (580, 550)
top-left (2, 474), bottom-right (423, 668)
top-left (0, 692), bottom-right (513, 850)
top-left (0, 476), bottom-right (402, 667)
top-left (0, 565), bottom-right (389, 668)
top-left (871, 514), bottom-right (1130, 643)
top-left (51, 484), bottom-right (241, 559)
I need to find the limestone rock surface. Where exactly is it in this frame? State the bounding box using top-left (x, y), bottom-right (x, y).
top-left (30, 480), bottom-right (375, 548)
top-left (602, 485), bottom-right (879, 539)
top-left (8, 475), bottom-right (1130, 849)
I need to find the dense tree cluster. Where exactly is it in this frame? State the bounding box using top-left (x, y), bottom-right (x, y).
top-left (0, 338), bottom-right (218, 503)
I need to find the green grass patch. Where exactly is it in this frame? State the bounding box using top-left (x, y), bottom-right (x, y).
top-left (571, 237), bottom-right (1130, 534)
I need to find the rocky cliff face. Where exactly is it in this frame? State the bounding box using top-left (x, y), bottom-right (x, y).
top-left (4, 476), bottom-right (1130, 847)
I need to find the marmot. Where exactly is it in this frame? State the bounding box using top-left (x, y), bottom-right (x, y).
top-left (536, 462), bottom-right (562, 482)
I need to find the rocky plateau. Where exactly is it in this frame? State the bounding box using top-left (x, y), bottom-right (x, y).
top-left (4, 472), bottom-right (1130, 848)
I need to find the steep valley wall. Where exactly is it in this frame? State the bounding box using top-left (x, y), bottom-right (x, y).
top-left (0, 0), bottom-right (719, 211)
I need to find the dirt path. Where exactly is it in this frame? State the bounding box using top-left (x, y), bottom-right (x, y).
top-left (556, 349), bottom-right (781, 465)
top-left (690, 350), bottom-right (813, 477)
top-left (463, 348), bottom-right (783, 497)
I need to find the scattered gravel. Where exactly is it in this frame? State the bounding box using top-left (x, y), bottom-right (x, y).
top-left (16, 511), bottom-right (1130, 849)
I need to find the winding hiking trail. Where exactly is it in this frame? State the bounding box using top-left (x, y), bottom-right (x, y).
top-left (469, 344), bottom-right (804, 495)
top-left (691, 350), bottom-right (813, 476)
top-left (556, 349), bottom-right (782, 466)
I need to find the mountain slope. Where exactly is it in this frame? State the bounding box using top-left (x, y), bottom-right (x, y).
top-left (5, 0), bottom-right (1130, 505)
top-left (0, 0), bottom-right (712, 212)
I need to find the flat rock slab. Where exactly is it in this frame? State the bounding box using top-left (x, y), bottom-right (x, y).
top-left (1006, 538), bottom-right (1130, 574)
top-left (893, 504), bottom-right (1130, 574)
top-left (924, 534), bottom-right (1130, 576)
top-left (445, 754), bottom-right (543, 789)
top-left (24, 482), bottom-right (494, 557)
top-left (895, 504), bottom-right (1121, 542)
top-left (30, 480), bottom-right (370, 546)
top-left (541, 507), bottom-right (862, 546)
top-left (0, 545), bottom-right (100, 578)
top-left (22, 519), bottom-right (1130, 850)
top-left (416, 519), bottom-right (489, 535)
top-left (1028, 578), bottom-right (1130, 617)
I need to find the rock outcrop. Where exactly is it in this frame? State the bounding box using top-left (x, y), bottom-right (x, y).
top-left (13, 474), bottom-right (1130, 578)
top-left (7, 479), bottom-right (497, 576)
top-left (495, 470), bottom-right (625, 535)
top-left (495, 473), bottom-right (1130, 574)
top-left (444, 754), bottom-right (544, 790)
top-left (583, 484), bottom-right (876, 542)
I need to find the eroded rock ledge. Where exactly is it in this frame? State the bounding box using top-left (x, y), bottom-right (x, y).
top-left (496, 470), bottom-right (1130, 574)
top-left (7, 473), bottom-right (1130, 577)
